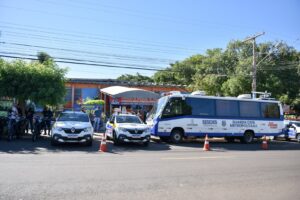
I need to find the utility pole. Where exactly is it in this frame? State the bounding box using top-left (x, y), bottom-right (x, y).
top-left (243, 32), bottom-right (265, 98)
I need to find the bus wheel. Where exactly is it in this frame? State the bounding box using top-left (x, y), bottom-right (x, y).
top-left (170, 129), bottom-right (183, 144)
top-left (241, 131), bottom-right (254, 144)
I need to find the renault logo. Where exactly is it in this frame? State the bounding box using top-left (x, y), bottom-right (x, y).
top-left (135, 129), bottom-right (138, 134)
top-left (71, 127), bottom-right (75, 133)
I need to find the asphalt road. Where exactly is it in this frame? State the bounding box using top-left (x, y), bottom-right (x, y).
top-left (0, 135), bottom-right (299, 200)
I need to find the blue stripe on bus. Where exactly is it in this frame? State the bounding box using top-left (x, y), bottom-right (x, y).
top-left (153, 131), bottom-right (283, 137)
top-left (156, 115), bottom-right (284, 122)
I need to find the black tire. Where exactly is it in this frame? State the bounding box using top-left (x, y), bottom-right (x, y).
top-left (296, 134), bottom-right (300, 143)
top-left (32, 133), bottom-right (37, 142)
top-left (8, 134), bottom-right (12, 141)
top-left (225, 137), bottom-right (235, 143)
top-left (113, 132), bottom-right (120, 146)
top-left (143, 141), bottom-right (149, 147)
top-left (160, 136), bottom-right (170, 143)
top-left (86, 140), bottom-right (93, 146)
top-left (51, 139), bottom-right (57, 146)
top-left (241, 131), bottom-right (254, 144)
top-left (170, 129), bottom-right (183, 144)
top-left (285, 135), bottom-right (291, 141)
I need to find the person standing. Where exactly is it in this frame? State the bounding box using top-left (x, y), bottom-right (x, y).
top-left (7, 103), bottom-right (18, 140)
top-left (93, 106), bottom-right (101, 132)
top-left (25, 107), bottom-right (34, 134)
top-left (43, 106), bottom-right (53, 135)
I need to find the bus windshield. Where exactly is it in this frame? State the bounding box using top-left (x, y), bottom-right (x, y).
top-left (147, 96), bottom-right (168, 121)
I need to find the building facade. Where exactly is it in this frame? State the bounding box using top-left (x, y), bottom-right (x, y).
top-left (64, 78), bottom-right (188, 112)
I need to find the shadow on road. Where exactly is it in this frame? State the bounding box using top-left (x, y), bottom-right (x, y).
top-left (0, 134), bottom-right (299, 154)
top-left (152, 137), bottom-right (300, 152)
top-left (0, 134), bottom-right (172, 154)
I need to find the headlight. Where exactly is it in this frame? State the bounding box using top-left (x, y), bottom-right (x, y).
top-left (144, 128), bottom-right (151, 134)
top-left (53, 127), bottom-right (63, 131)
top-left (117, 127), bottom-right (127, 132)
top-left (84, 127), bottom-right (92, 132)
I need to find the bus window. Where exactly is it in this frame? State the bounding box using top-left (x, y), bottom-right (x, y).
top-left (239, 101), bottom-right (260, 118)
top-left (261, 103), bottom-right (280, 119)
top-left (216, 100), bottom-right (239, 117)
top-left (162, 98), bottom-right (191, 118)
top-left (186, 98), bottom-right (215, 116)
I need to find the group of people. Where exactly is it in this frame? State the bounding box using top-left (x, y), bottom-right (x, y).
top-left (7, 103), bottom-right (53, 135)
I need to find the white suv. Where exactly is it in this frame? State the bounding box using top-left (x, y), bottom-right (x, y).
top-left (105, 114), bottom-right (151, 146)
top-left (51, 111), bottom-right (94, 146)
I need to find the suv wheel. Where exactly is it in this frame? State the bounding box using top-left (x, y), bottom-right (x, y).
top-left (296, 134), bottom-right (300, 143)
top-left (113, 132), bottom-right (120, 146)
top-left (51, 139), bottom-right (57, 146)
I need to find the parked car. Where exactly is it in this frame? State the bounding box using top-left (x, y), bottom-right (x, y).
top-left (276, 120), bottom-right (300, 142)
top-left (105, 114), bottom-right (151, 146)
top-left (51, 111), bottom-right (93, 146)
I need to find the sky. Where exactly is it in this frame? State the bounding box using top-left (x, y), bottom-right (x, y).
top-left (0, 0), bottom-right (299, 79)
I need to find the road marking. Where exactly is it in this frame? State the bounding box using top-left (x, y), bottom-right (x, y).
top-left (161, 156), bottom-right (234, 160)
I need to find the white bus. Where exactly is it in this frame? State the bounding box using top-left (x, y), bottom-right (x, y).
top-left (146, 93), bottom-right (284, 143)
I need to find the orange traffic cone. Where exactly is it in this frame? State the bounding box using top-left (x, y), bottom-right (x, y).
top-left (261, 135), bottom-right (268, 150)
top-left (203, 134), bottom-right (210, 151)
top-left (99, 133), bottom-right (107, 152)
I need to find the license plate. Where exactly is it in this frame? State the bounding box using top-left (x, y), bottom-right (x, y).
top-left (131, 135), bottom-right (141, 138)
top-left (68, 135), bottom-right (78, 138)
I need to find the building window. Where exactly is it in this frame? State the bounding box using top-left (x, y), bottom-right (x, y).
top-left (65, 87), bottom-right (72, 102)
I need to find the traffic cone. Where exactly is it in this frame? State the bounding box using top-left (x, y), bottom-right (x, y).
top-left (98, 133), bottom-right (107, 152)
top-left (261, 135), bottom-right (268, 150)
top-left (203, 134), bottom-right (210, 151)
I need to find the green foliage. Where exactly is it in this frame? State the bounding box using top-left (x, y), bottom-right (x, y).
top-left (0, 58), bottom-right (67, 106)
top-left (37, 52), bottom-right (52, 64)
top-left (152, 40), bottom-right (300, 112)
top-left (83, 99), bottom-right (105, 105)
top-left (117, 72), bottom-right (154, 83)
top-left (153, 68), bottom-right (177, 84)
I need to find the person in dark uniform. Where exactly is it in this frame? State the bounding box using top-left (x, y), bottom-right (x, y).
top-left (43, 106), bottom-right (53, 135)
top-left (25, 107), bottom-right (34, 134)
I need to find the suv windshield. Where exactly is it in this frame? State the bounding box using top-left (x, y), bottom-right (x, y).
top-left (58, 113), bottom-right (89, 122)
top-left (292, 122), bottom-right (300, 127)
top-left (116, 116), bottom-right (142, 124)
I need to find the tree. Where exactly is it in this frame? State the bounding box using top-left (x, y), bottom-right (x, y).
top-left (117, 72), bottom-right (154, 83)
top-left (0, 58), bottom-right (67, 114)
top-left (37, 52), bottom-right (52, 64)
top-left (153, 68), bottom-right (177, 84)
top-left (152, 40), bottom-right (300, 113)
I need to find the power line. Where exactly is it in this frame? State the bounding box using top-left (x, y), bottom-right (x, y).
top-left (0, 41), bottom-right (174, 63)
top-left (0, 51), bottom-right (166, 70)
top-left (2, 30), bottom-right (188, 55)
top-left (0, 54), bottom-right (167, 71)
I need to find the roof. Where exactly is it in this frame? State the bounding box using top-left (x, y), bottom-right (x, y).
top-left (167, 94), bottom-right (280, 103)
top-left (67, 78), bottom-right (186, 88)
top-left (101, 86), bottom-right (160, 99)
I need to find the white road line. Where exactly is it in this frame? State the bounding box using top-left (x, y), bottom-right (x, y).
top-left (161, 156), bottom-right (234, 160)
